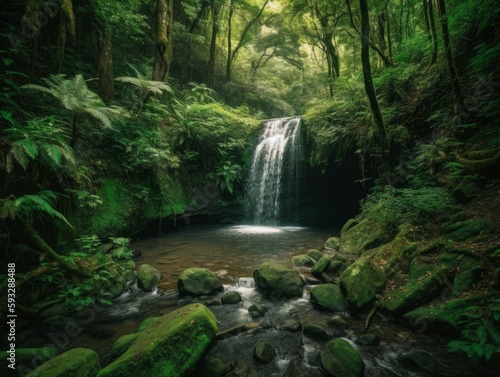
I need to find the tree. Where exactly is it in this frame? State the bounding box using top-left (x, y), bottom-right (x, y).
top-left (153, 0), bottom-right (174, 81)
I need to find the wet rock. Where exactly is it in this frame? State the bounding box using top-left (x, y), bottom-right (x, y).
top-left (326, 260), bottom-right (344, 273)
top-left (122, 269), bottom-right (136, 288)
top-left (400, 350), bottom-right (445, 375)
top-left (303, 323), bottom-right (329, 341)
top-left (248, 303), bottom-right (268, 319)
top-left (105, 278), bottom-right (124, 299)
top-left (355, 334), bottom-right (380, 346)
top-left (311, 255), bottom-right (331, 277)
top-left (221, 291), bottom-right (242, 304)
top-left (302, 275), bottom-right (321, 285)
top-left (129, 249), bottom-right (142, 260)
top-left (324, 237), bottom-right (341, 251)
top-left (110, 334), bottom-right (139, 357)
top-left (340, 214), bottom-right (391, 255)
top-left (326, 317), bottom-right (348, 329)
top-left (306, 249), bottom-right (324, 261)
top-left (291, 254), bottom-right (316, 267)
top-left (287, 359), bottom-right (324, 377)
top-left (28, 348), bottom-right (101, 377)
top-left (201, 357), bottom-right (231, 377)
top-left (253, 262), bottom-right (304, 298)
top-left (178, 268), bottom-right (223, 296)
top-left (320, 339), bottom-right (364, 377)
top-left (137, 264), bottom-right (161, 292)
top-left (280, 318), bottom-right (301, 331)
top-left (310, 284), bottom-right (348, 312)
top-left (340, 258), bottom-right (386, 311)
top-left (97, 304), bottom-right (218, 377)
top-left (253, 342), bottom-right (275, 364)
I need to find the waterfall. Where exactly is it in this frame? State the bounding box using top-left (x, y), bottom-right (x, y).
top-left (244, 116), bottom-right (303, 225)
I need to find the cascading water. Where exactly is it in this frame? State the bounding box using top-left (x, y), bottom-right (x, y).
top-left (244, 116), bottom-right (303, 225)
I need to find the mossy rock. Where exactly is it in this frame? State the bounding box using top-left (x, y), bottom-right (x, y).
top-left (253, 342), bottom-right (275, 364)
top-left (221, 291), bottom-right (242, 304)
top-left (248, 303), bottom-right (268, 319)
top-left (451, 257), bottom-right (482, 297)
top-left (400, 350), bottom-right (443, 375)
top-left (320, 339), bottom-right (364, 377)
top-left (97, 304), bottom-right (218, 377)
top-left (340, 259), bottom-right (386, 311)
top-left (324, 237), bottom-right (341, 251)
top-left (311, 255), bottom-right (331, 277)
top-left (326, 260), bottom-right (344, 273)
top-left (110, 333), bottom-right (139, 357)
top-left (105, 277), bottom-right (124, 299)
top-left (291, 254), bottom-right (316, 267)
top-left (201, 357), bottom-right (231, 377)
top-left (137, 264), bottom-right (161, 292)
top-left (326, 317), bottom-right (348, 329)
top-left (27, 348), bottom-right (100, 377)
top-left (253, 262), bottom-right (304, 298)
top-left (355, 334), bottom-right (380, 346)
top-left (340, 216), bottom-right (391, 255)
top-left (443, 219), bottom-right (493, 241)
top-left (332, 253), bottom-right (347, 262)
top-left (310, 284), bottom-right (349, 312)
top-left (178, 268), bottom-right (223, 296)
top-left (303, 323), bottom-right (328, 341)
top-left (0, 347), bottom-right (56, 371)
top-left (306, 249), bottom-right (324, 261)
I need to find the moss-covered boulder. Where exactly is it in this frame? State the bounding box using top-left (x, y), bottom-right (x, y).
top-left (400, 350), bottom-right (443, 375)
top-left (312, 255), bottom-right (331, 277)
top-left (97, 304), bottom-right (218, 377)
top-left (253, 342), bottom-right (275, 364)
top-left (310, 284), bottom-right (349, 312)
top-left (306, 249), bottom-right (324, 261)
top-left (340, 215), bottom-right (391, 255)
top-left (326, 317), bottom-right (348, 329)
top-left (221, 291), bottom-right (242, 304)
top-left (443, 219), bottom-right (493, 241)
top-left (0, 347), bottom-right (56, 371)
top-left (27, 348), bottom-right (100, 377)
top-left (324, 237), bottom-right (341, 251)
top-left (451, 257), bottom-right (482, 297)
top-left (303, 323), bottom-right (328, 341)
top-left (201, 357), bottom-right (231, 377)
top-left (340, 259), bottom-right (386, 311)
top-left (320, 339), bottom-right (364, 377)
top-left (326, 260), bottom-right (344, 273)
top-left (137, 264), bottom-right (161, 292)
top-left (178, 268), bottom-right (223, 296)
top-left (110, 334), bottom-right (139, 357)
top-left (291, 254), bottom-right (316, 267)
top-left (248, 303), bottom-right (268, 319)
top-left (253, 262), bottom-right (304, 298)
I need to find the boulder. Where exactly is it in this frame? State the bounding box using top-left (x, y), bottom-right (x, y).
top-left (97, 304), bottom-right (218, 377)
top-left (253, 342), bottom-right (275, 364)
top-left (178, 268), bottom-right (223, 296)
top-left (326, 317), bottom-right (348, 329)
top-left (340, 215), bottom-right (391, 255)
top-left (137, 264), bottom-right (161, 292)
top-left (291, 255), bottom-right (316, 267)
top-left (0, 347), bottom-right (56, 371)
top-left (110, 334), bottom-right (139, 357)
top-left (201, 357), bottom-right (231, 377)
top-left (340, 259), bottom-right (386, 311)
top-left (443, 219), bottom-right (493, 242)
top-left (27, 348), bottom-right (101, 377)
top-left (253, 262), bottom-right (304, 298)
top-left (324, 237), bottom-right (341, 251)
top-left (326, 260), bottom-right (344, 273)
top-left (320, 339), bottom-right (364, 377)
top-left (248, 303), bottom-right (268, 319)
top-left (355, 334), bottom-right (380, 346)
top-left (400, 350), bottom-right (444, 375)
top-left (303, 323), bottom-right (328, 341)
top-left (311, 255), bottom-right (331, 277)
top-left (221, 291), bottom-right (242, 304)
top-left (310, 284), bottom-right (348, 312)
top-left (306, 249), bottom-right (324, 261)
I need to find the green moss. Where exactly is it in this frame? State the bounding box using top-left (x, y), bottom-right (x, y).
top-left (303, 323), bottom-right (328, 340)
top-left (28, 348), bottom-right (101, 377)
top-left (340, 214), bottom-right (391, 255)
top-left (310, 284), bottom-right (349, 312)
top-left (0, 348), bottom-right (56, 370)
top-left (320, 339), bottom-right (364, 377)
top-left (306, 249), bottom-right (324, 261)
top-left (111, 334), bottom-right (139, 357)
top-left (97, 304), bottom-right (218, 377)
top-left (291, 254), bottom-right (315, 267)
top-left (253, 262), bottom-right (304, 298)
top-left (311, 255), bottom-right (331, 277)
top-left (324, 237), bottom-right (341, 250)
top-left (178, 268), bottom-right (223, 296)
top-left (443, 219), bottom-right (493, 241)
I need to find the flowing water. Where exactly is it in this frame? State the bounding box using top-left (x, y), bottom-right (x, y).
top-left (244, 117), bottom-right (303, 225)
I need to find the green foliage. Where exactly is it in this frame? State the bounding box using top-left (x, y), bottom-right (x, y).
top-left (76, 235), bottom-right (101, 254)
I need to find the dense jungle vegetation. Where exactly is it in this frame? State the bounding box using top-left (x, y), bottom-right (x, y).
top-left (1, 0), bottom-right (499, 370)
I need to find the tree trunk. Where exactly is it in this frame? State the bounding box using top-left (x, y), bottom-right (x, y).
top-left (98, 29), bottom-right (114, 102)
top-left (207, 0), bottom-right (219, 88)
top-left (386, 8), bottom-right (393, 60)
top-left (153, 0), bottom-right (173, 81)
top-left (359, 0), bottom-right (389, 176)
top-left (428, 0), bottom-right (438, 65)
top-left (226, 0), bottom-right (234, 82)
top-left (436, 0), bottom-right (466, 116)
top-left (423, 0), bottom-right (431, 39)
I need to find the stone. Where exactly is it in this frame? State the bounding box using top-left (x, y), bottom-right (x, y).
top-left (355, 334), bottom-right (380, 346)
top-left (443, 219), bottom-right (493, 242)
top-left (248, 303), bottom-right (268, 319)
top-left (326, 260), bottom-right (344, 273)
top-left (320, 339), bottom-right (364, 377)
top-left (201, 357), bottom-right (231, 377)
top-left (310, 284), bottom-right (349, 312)
top-left (291, 254), bottom-right (316, 267)
top-left (97, 304), bottom-right (218, 377)
top-left (253, 342), bottom-right (275, 364)
top-left (303, 323), bottom-right (328, 341)
top-left (105, 278), bottom-right (124, 299)
top-left (400, 350), bottom-right (443, 375)
top-left (221, 291), bottom-right (242, 304)
top-left (326, 317), bottom-right (348, 329)
top-left (340, 258), bottom-right (386, 311)
top-left (27, 348), bottom-right (101, 377)
top-left (178, 268), bottom-right (223, 296)
top-left (253, 262), bottom-right (304, 298)
top-left (311, 255), bottom-right (331, 277)
top-left (280, 318), bottom-right (301, 331)
top-left (324, 237), bottom-right (341, 251)
top-left (122, 269), bottom-right (136, 286)
top-left (137, 264), bottom-right (161, 292)
top-left (340, 215), bottom-right (391, 255)
top-left (306, 249), bottom-right (324, 261)
top-left (451, 258), bottom-right (482, 297)
top-left (110, 334), bottom-right (139, 357)
top-left (0, 348), bottom-right (56, 371)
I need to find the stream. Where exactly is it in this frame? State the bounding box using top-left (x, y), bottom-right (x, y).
top-left (21, 224), bottom-right (496, 376)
